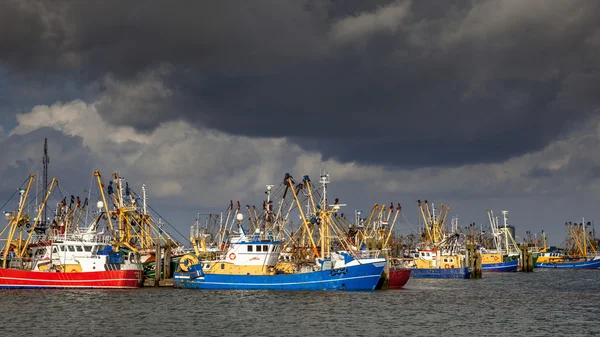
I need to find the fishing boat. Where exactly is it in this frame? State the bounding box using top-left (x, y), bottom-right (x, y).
top-left (536, 255), bottom-right (600, 269)
top-left (344, 205), bottom-right (412, 288)
top-left (536, 220), bottom-right (600, 269)
top-left (480, 259), bottom-right (518, 272)
top-left (0, 175), bottom-right (143, 289)
top-left (175, 222), bottom-right (386, 290)
top-left (93, 171), bottom-right (187, 281)
top-left (479, 210), bottom-right (519, 272)
top-left (387, 258), bottom-right (411, 288)
top-left (408, 247), bottom-right (470, 279)
top-left (404, 201), bottom-right (470, 279)
top-left (175, 173), bottom-right (386, 291)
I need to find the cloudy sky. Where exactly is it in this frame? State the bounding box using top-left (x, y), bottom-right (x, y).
top-left (1, 0), bottom-right (600, 246)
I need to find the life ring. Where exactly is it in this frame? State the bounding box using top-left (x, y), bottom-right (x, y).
top-left (229, 253), bottom-right (236, 260)
top-left (444, 264), bottom-right (450, 269)
top-left (494, 256), bottom-right (499, 261)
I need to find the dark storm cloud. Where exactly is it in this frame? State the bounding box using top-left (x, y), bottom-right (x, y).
top-left (0, 0), bottom-right (330, 75)
top-left (1, 0), bottom-right (600, 167)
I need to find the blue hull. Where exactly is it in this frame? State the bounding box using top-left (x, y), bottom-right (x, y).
top-left (482, 260), bottom-right (518, 272)
top-left (174, 262), bottom-right (385, 291)
top-left (409, 267), bottom-right (470, 279)
top-left (536, 258), bottom-right (600, 269)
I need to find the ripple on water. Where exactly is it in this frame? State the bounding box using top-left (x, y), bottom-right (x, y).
top-left (1, 270), bottom-right (599, 337)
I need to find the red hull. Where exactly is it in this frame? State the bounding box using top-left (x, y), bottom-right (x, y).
top-left (389, 268), bottom-right (411, 289)
top-left (0, 268), bottom-right (142, 289)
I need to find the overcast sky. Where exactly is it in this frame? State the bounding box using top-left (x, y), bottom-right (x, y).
top-left (1, 0), bottom-right (600, 246)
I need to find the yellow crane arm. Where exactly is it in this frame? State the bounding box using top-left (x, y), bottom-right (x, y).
top-left (94, 171), bottom-right (116, 238)
top-left (2, 174), bottom-right (35, 268)
top-left (286, 176), bottom-right (319, 258)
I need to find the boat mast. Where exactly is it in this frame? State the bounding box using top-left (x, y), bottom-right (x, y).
top-left (142, 184), bottom-right (148, 215)
top-left (582, 217), bottom-right (586, 257)
top-left (355, 210), bottom-right (362, 228)
top-left (502, 211), bottom-right (509, 255)
top-left (320, 172), bottom-right (329, 259)
top-left (42, 138), bottom-right (49, 228)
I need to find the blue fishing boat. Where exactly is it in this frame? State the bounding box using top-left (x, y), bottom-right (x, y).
top-left (535, 219), bottom-right (600, 269)
top-left (175, 260), bottom-right (386, 290)
top-left (481, 260), bottom-right (518, 272)
top-left (536, 257), bottom-right (600, 269)
top-left (174, 226), bottom-right (386, 291)
top-left (175, 173), bottom-right (388, 290)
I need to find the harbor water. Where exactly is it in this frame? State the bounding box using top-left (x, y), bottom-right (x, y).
top-left (2, 269), bottom-right (599, 337)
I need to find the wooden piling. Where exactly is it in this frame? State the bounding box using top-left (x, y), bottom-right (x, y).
top-left (518, 244), bottom-right (534, 272)
top-left (474, 251), bottom-right (482, 278)
top-left (154, 241), bottom-right (161, 287)
top-left (466, 243), bottom-right (482, 279)
top-left (163, 239), bottom-right (171, 280)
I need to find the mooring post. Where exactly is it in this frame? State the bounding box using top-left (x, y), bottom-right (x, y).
top-left (155, 240), bottom-right (161, 287)
top-left (163, 239), bottom-right (171, 280)
top-left (474, 248), bottom-right (482, 279)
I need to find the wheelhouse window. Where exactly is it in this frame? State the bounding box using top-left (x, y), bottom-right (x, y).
top-left (53, 247), bottom-right (58, 253)
top-left (60, 246), bottom-right (65, 252)
top-left (68, 246), bottom-right (75, 252)
top-left (247, 245), bottom-right (253, 252)
top-left (84, 246), bottom-right (92, 252)
top-left (256, 245), bottom-right (262, 252)
top-left (263, 245), bottom-right (269, 252)
top-left (76, 246), bottom-right (83, 252)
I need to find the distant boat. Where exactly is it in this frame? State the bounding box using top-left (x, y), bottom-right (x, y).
top-left (535, 219), bottom-right (600, 269)
top-left (536, 257), bottom-right (600, 269)
top-left (402, 201), bottom-right (471, 279)
top-left (479, 210), bottom-right (520, 272)
top-left (407, 248), bottom-right (471, 279)
top-left (388, 268), bottom-right (411, 288)
top-left (481, 259), bottom-right (518, 272)
top-left (386, 259), bottom-right (411, 288)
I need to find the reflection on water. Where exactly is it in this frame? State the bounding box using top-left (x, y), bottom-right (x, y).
top-left (1, 270), bottom-right (599, 337)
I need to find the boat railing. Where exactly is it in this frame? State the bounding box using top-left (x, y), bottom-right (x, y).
top-left (347, 249), bottom-right (382, 259)
top-left (47, 233), bottom-right (113, 244)
top-left (7, 257), bottom-right (25, 269)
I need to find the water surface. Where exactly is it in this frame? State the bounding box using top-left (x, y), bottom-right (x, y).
top-left (1, 269), bottom-right (598, 337)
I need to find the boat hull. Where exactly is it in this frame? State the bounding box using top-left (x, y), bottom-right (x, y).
top-left (0, 268), bottom-right (143, 289)
top-left (409, 267), bottom-right (470, 279)
top-left (174, 262), bottom-right (385, 291)
top-left (482, 260), bottom-right (518, 272)
top-left (535, 257), bottom-right (600, 269)
top-left (388, 268), bottom-right (411, 289)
